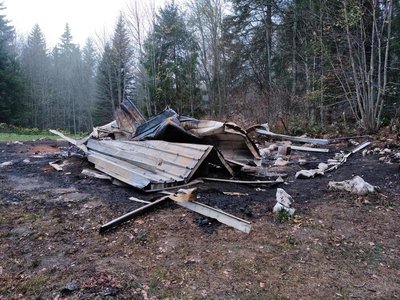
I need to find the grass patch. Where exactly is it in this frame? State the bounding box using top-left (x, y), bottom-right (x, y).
top-left (18, 274), bottom-right (49, 294)
top-left (275, 209), bottom-right (292, 223)
top-left (0, 123), bottom-right (86, 141)
top-left (0, 133), bottom-right (59, 141)
top-left (0, 131), bottom-right (85, 142)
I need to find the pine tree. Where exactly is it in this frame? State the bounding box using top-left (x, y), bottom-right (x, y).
top-left (20, 24), bottom-right (51, 128)
top-left (94, 43), bottom-right (116, 125)
top-left (79, 38), bottom-right (97, 130)
top-left (0, 2), bottom-right (24, 125)
top-left (94, 15), bottom-right (135, 125)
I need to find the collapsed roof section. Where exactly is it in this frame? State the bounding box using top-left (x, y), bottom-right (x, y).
top-left (129, 105), bottom-right (261, 164)
top-left (52, 99), bottom-right (261, 191)
top-left (87, 139), bottom-right (233, 191)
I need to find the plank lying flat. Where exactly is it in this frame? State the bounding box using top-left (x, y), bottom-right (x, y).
top-left (202, 177), bottom-right (284, 184)
top-left (99, 196), bottom-right (169, 234)
top-left (175, 201), bottom-right (251, 233)
top-left (255, 129), bottom-right (329, 145)
top-left (290, 145), bottom-right (329, 153)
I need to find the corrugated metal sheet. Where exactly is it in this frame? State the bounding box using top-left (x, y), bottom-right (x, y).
top-left (87, 139), bottom-right (233, 191)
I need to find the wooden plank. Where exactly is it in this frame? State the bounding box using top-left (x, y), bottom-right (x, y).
top-left (290, 145), bottom-right (329, 153)
top-left (351, 141), bottom-right (371, 154)
top-left (240, 165), bottom-right (288, 178)
top-left (175, 200), bottom-right (251, 233)
top-left (49, 161), bottom-right (63, 171)
top-left (49, 129), bottom-right (88, 153)
top-left (146, 179), bottom-right (204, 193)
top-left (255, 129), bottom-right (329, 145)
top-left (99, 196), bottom-right (170, 234)
top-left (326, 141), bottom-right (371, 172)
top-left (81, 169), bottom-right (111, 180)
top-left (128, 197), bottom-right (151, 204)
top-left (202, 177), bottom-right (284, 184)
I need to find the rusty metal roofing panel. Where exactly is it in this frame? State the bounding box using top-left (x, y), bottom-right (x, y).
top-left (87, 139), bottom-right (231, 191)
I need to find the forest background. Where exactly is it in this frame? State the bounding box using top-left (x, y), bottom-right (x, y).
top-left (0, 0), bottom-right (398, 135)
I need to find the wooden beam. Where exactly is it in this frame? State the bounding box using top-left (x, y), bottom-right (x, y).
top-left (49, 129), bottom-right (88, 153)
top-left (326, 141), bottom-right (371, 172)
top-left (49, 161), bottom-right (63, 171)
top-left (99, 196), bottom-right (169, 234)
top-left (128, 197), bottom-right (151, 204)
top-left (255, 129), bottom-right (329, 145)
top-left (290, 145), bottom-right (329, 153)
top-left (175, 200), bottom-right (251, 233)
top-left (202, 177), bottom-right (284, 184)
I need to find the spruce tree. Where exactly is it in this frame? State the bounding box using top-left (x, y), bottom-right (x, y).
top-left (0, 2), bottom-right (24, 125)
top-left (143, 2), bottom-right (200, 115)
top-left (94, 15), bottom-right (135, 125)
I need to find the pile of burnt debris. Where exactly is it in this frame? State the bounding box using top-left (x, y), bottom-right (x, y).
top-left (50, 99), bottom-right (373, 234)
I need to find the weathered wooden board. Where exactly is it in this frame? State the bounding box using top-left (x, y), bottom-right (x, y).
top-left (256, 129), bottom-right (329, 145)
top-left (175, 200), bottom-right (252, 233)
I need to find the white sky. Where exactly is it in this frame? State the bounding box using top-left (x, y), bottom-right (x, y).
top-left (3, 0), bottom-right (169, 48)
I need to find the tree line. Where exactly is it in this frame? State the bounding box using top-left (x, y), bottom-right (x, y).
top-left (0, 0), bottom-right (398, 133)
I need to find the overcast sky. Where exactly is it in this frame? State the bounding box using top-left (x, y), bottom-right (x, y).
top-left (3, 0), bottom-right (168, 48)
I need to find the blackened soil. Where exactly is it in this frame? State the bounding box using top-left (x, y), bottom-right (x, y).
top-left (0, 137), bottom-right (399, 299)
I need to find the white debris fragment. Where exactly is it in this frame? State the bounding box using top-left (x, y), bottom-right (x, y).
top-left (277, 144), bottom-right (291, 156)
top-left (22, 159), bottom-right (30, 164)
top-left (383, 148), bottom-right (391, 154)
top-left (327, 176), bottom-right (376, 195)
top-left (267, 144), bottom-right (278, 152)
top-left (259, 148), bottom-right (270, 156)
top-left (13, 141), bottom-right (23, 145)
top-left (327, 159), bottom-right (340, 165)
top-left (318, 163), bottom-right (329, 171)
top-left (362, 149), bottom-right (368, 157)
top-left (295, 169), bottom-right (324, 179)
top-left (334, 153), bottom-right (345, 160)
top-left (298, 159), bottom-right (307, 165)
top-left (0, 161), bottom-right (13, 167)
top-left (274, 157), bottom-right (289, 167)
top-left (273, 188), bottom-right (295, 216)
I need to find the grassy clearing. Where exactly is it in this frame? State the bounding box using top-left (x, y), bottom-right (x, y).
top-left (0, 123), bottom-right (86, 142)
top-left (0, 133), bottom-right (59, 142)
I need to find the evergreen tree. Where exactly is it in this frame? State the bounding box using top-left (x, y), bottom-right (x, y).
top-left (112, 15), bottom-right (135, 104)
top-left (0, 2), bottom-right (24, 125)
top-left (94, 43), bottom-right (116, 125)
top-left (20, 24), bottom-right (51, 128)
top-left (53, 23), bottom-right (83, 133)
top-left (94, 15), bottom-right (135, 125)
top-left (223, 0), bottom-right (277, 90)
top-left (79, 38), bottom-right (97, 130)
top-left (143, 2), bottom-right (201, 115)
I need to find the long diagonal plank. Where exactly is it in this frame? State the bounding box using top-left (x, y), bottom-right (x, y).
top-left (99, 196), bottom-right (169, 234)
top-left (175, 200), bottom-right (252, 233)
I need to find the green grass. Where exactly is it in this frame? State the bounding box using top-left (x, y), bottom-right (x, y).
top-left (0, 123), bottom-right (86, 142)
top-left (0, 130), bottom-right (86, 142)
top-left (0, 133), bottom-right (61, 142)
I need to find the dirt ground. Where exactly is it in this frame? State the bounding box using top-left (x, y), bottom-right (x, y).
top-left (0, 134), bottom-right (399, 299)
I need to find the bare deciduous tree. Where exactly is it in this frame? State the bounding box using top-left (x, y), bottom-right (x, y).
top-left (333, 0), bottom-right (393, 132)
